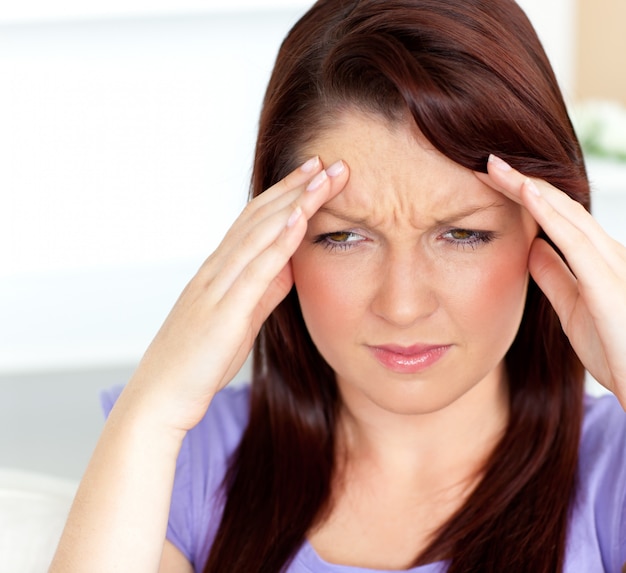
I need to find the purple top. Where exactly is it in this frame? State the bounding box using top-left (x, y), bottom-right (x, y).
top-left (101, 385), bottom-right (626, 572)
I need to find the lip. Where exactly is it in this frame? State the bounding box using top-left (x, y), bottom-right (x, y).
top-left (367, 343), bottom-right (451, 374)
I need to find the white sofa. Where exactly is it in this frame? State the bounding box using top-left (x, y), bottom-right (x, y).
top-left (0, 469), bottom-right (77, 573)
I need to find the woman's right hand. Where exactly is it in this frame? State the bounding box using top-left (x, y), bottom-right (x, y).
top-left (125, 156), bottom-right (349, 433)
top-left (50, 160), bottom-right (349, 573)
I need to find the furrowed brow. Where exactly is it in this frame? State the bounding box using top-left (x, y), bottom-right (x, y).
top-left (434, 202), bottom-right (504, 226)
top-left (317, 202), bottom-right (505, 227)
top-left (316, 206), bottom-right (372, 226)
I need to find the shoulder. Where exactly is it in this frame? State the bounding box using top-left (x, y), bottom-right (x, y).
top-left (577, 392), bottom-right (626, 515)
top-left (565, 392), bottom-right (626, 571)
top-left (175, 384), bottom-right (250, 569)
top-left (101, 383), bottom-right (251, 457)
top-left (580, 391), bottom-right (626, 469)
top-left (100, 383), bottom-right (251, 571)
top-left (184, 383), bottom-right (251, 470)
top-left (100, 383), bottom-right (251, 504)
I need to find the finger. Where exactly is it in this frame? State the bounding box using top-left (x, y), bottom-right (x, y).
top-left (477, 155), bottom-right (626, 271)
top-left (529, 238), bottom-right (622, 391)
top-left (168, 208), bottom-right (305, 386)
top-left (222, 156), bottom-right (324, 240)
top-left (527, 238), bottom-right (579, 329)
top-left (204, 160), bottom-right (350, 298)
top-left (528, 238), bottom-right (601, 371)
top-left (218, 209), bottom-right (308, 324)
top-left (253, 156), bottom-right (324, 207)
top-left (222, 160), bottom-right (349, 274)
top-left (250, 158), bottom-right (349, 225)
top-left (530, 234), bottom-right (621, 346)
top-left (200, 158), bottom-right (346, 283)
top-left (482, 155), bottom-right (595, 237)
top-left (203, 203), bottom-right (303, 302)
top-left (205, 255), bottom-right (298, 388)
top-left (521, 177), bottom-right (626, 289)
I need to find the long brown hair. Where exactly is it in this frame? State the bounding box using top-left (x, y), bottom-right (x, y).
top-left (204, 1), bottom-right (588, 571)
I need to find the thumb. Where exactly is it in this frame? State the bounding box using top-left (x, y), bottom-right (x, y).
top-left (253, 261), bottom-right (294, 328)
top-left (528, 238), bottom-right (578, 330)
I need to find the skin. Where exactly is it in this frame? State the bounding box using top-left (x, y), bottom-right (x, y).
top-left (49, 107), bottom-right (626, 572)
top-left (50, 155), bottom-right (351, 573)
top-left (477, 158), bottom-right (626, 404)
top-left (294, 111), bottom-right (538, 567)
top-left (294, 111), bottom-right (538, 417)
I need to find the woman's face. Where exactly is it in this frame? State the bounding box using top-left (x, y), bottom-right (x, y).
top-left (291, 111), bottom-right (538, 416)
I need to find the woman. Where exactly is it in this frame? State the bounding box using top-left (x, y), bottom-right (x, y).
top-left (51, 0), bottom-right (626, 572)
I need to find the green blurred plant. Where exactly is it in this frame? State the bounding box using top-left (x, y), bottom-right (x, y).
top-left (570, 100), bottom-right (626, 161)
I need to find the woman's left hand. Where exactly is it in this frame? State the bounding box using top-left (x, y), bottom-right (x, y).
top-left (476, 154), bottom-right (626, 406)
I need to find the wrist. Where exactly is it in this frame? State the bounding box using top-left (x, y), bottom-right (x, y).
top-left (108, 381), bottom-right (191, 452)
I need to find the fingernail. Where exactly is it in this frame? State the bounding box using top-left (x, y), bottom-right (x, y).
top-left (287, 205), bottom-right (302, 227)
top-left (488, 154), bottom-right (512, 172)
top-left (306, 170), bottom-right (328, 192)
top-left (326, 160), bottom-right (345, 177)
top-left (300, 156), bottom-right (319, 173)
top-left (525, 178), bottom-right (541, 197)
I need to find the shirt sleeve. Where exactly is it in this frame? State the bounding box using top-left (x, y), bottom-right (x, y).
top-left (100, 384), bottom-right (251, 571)
top-left (579, 393), bottom-right (626, 571)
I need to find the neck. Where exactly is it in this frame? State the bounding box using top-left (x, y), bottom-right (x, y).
top-left (335, 365), bottom-right (509, 492)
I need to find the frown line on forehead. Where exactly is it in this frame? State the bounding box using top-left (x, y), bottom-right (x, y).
top-left (316, 200), bottom-right (506, 229)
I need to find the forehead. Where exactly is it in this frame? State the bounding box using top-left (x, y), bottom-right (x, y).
top-left (303, 110), bottom-right (507, 227)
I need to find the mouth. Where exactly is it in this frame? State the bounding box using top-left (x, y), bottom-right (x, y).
top-left (367, 343), bottom-right (451, 374)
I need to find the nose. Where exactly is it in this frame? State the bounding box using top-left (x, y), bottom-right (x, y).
top-left (369, 251), bottom-right (438, 327)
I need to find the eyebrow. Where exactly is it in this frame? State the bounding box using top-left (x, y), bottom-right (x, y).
top-left (433, 201), bottom-right (505, 226)
top-left (317, 201), bottom-right (505, 227)
top-left (316, 206), bottom-right (371, 226)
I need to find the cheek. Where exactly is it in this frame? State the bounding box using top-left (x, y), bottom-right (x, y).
top-left (293, 255), bottom-right (352, 317)
top-left (291, 251), bottom-right (368, 349)
top-left (447, 244), bottom-right (531, 342)
top-left (292, 234), bottom-right (533, 346)
top-left (456, 208), bottom-right (537, 325)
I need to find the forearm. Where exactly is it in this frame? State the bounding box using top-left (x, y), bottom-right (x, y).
top-left (49, 387), bottom-right (187, 573)
top-left (48, 157), bottom-right (345, 571)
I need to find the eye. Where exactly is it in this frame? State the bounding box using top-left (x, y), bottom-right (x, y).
top-left (314, 231), bottom-right (365, 251)
top-left (441, 228), bottom-right (495, 250)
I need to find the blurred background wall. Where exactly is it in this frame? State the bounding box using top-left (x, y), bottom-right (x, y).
top-left (1, 0), bottom-right (625, 481)
top-left (577, 0), bottom-right (626, 105)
